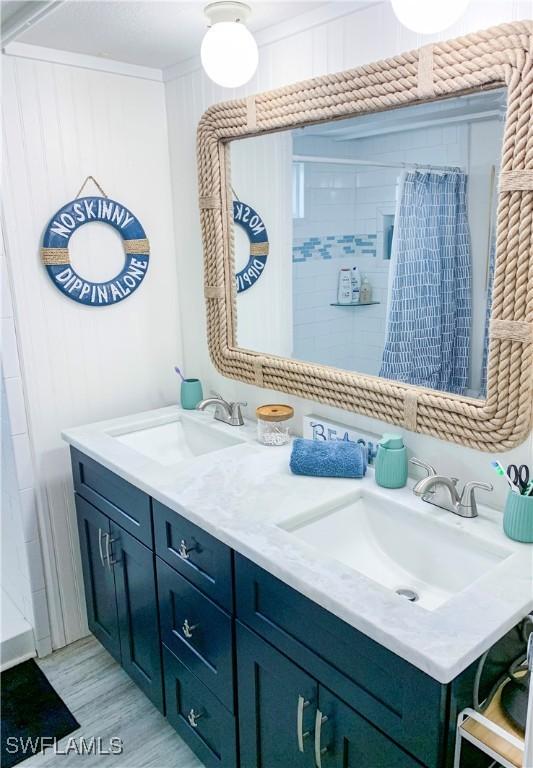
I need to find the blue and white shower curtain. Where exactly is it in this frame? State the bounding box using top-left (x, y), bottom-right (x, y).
top-left (379, 171), bottom-right (472, 395)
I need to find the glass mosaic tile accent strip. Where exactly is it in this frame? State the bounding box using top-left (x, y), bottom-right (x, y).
top-left (293, 234), bottom-right (377, 262)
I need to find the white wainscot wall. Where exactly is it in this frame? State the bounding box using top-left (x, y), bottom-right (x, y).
top-left (2, 55), bottom-right (182, 649)
top-left (165, 0), bottom-right (533, 512)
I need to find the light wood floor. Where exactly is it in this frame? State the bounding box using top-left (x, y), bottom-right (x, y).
top-left (22, 636), bottom-right (204, 768)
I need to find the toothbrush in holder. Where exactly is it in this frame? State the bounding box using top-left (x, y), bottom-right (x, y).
top-left (490, 461), bottom-right (520, 494)
top-left (174, 366), bottom-right (186, 382)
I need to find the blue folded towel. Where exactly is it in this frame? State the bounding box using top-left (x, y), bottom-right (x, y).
top-left (290, 438), bottom-right (367, 478)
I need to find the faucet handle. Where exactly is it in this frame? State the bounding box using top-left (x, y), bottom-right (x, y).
top-left (460, 480), bottom-right (493, 500)
top-left (409, 457), bottom-right (437, 477)
top-left (459, 481), bottom-right (493, 515)
top-left (462, 480), bottom-right (493, 493)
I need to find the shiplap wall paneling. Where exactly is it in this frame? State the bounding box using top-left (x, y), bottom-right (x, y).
top-left (2, 55), bottom-right (182, 649)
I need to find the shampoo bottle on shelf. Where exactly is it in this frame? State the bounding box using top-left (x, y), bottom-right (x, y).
top-left (360, 275), bottom-right (372, 303)
top-left (337, 268), bottom-right (352, 304)
top-left (351, 266), bottom-right (360, 304)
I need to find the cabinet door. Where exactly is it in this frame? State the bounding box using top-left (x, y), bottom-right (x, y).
top-left (316, 687), bottom-right (422, 768)
top-left (237, 622), bottom-right (317, 768)
top-left (110, 521), bottom-right (164, 712)
top-left (163, 647), bottom-right (237, 768)
top-left (75, 495), bottom-right (121, 662)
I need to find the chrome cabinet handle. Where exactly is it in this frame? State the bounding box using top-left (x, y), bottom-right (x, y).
top-left (104, 533), bottom-right (120, 569)
top-left (297, 695), bottom-right (311, 753)
top-left (182, 619), bottom-right (198, 639)
top-left (187, 708), bottom-right (204, 728)
top-left (314, 709), bottom-right (329, 768)
top-left (98, 528), bottom-right (106, 568)
top-left (178, 539), bottom-right (195, 560)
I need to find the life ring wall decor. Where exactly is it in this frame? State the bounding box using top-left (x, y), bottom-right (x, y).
top-left (41, 196), bottom-right (149, 306)
top-left (233, 200), bottom-right (269, 293)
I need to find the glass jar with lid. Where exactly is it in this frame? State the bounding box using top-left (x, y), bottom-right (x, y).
top-left (256, 404), bottom-right (294, 446)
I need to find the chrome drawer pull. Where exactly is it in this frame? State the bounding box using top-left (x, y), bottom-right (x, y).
top-left (98, 528), bottom-right (105, 568)
top-left (104, 534), bottom-right (120, 569)
top-left (178, 539), bottom-right (195, 560)
top-left (187, 708), bottom-right (204, 728)
top-left (314, 709), bottom-right (329, 768)
top-left (182, 619), bottom-right (198, 639)
top-left (297, 695), bottom-right (311, 752)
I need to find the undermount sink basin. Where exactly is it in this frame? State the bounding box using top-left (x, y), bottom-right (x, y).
top-left (280, 490), bottom-right (511, 610)
top-left (112, 415), bottom-right (245, 466)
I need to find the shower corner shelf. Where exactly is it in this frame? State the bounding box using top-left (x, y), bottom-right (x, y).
top-left (330, 301), bottom-right (380, 307)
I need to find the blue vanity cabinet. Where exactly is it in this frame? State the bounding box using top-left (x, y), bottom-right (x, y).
top-left (316, 687), bottom-right (423, 768)
top-left (237, 622), bottom-right (317, 768)
top-left (157, 557), bottom-right (235, 712)
top-left (237, 623), bottom-right (422, 768)
top-left (73, 452), bottom-right (163, 713)
top-left (76, 494), bottom-right (121, 663)
top-left (235, 554), bottom-right (447, 768)
top-left (162, 647), bottom-right (237, 768)
top-left (110, 521), bottom-right (164, 712)
top-left (153, 500), bottom-right (233, 612)
top-left (72, 451), bottom-right (505, 768)
top-left (71, 447), bottom-right (153, 547)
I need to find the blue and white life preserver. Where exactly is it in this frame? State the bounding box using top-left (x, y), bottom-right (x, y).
top-left (233, 200), bottom-right (269, 293)
top-left (41, 196), bottom-right (149, 307)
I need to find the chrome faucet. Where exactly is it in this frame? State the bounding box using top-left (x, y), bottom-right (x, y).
top-left (196, 393), bottom-right (246, 426)
top-left (410, 458), bottom-right (493, 518)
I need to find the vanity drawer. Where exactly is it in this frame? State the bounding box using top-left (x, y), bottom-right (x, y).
top-left (71, 448), bottom-right (152, 547)
top-left (235, 554), bottom-right (445, 768)
top-left (157, 557), bottom-right (234, 711)
top-left (162, 647), bottom-right (237, 768)
top-left (153, 501), bottom-right (233, 611)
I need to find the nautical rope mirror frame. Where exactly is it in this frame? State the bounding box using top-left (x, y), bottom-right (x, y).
top-left (197, 20), bottom-right (533, 451)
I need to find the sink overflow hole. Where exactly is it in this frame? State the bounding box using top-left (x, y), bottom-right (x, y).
top-left (395, 588), bottom-right (419, 603)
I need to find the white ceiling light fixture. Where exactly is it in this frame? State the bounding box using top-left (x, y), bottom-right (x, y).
top-left (201, 1), bottom-right (258, 89)
top-left (391, 0), bottom-right (470, 35)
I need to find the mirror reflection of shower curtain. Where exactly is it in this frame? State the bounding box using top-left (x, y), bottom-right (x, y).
top-left (480, 168), bottom-right (498, 398)
top-left (480, 236), bottom-right (495, 398)
top-left (380, 171), bottom-right (472, 395)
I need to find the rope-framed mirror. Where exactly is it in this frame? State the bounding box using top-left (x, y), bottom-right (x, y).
top-left (197, 21), bottom-right (533, 451)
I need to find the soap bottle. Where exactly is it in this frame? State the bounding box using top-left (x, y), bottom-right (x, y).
top-left (374, 433), bottom-right (408, 489)
top-left (337, 268), bottom-right (352, 304)
top-left (360, 275), bottom-right (372, 304)
top-left (351, 266), bottom-right (360, 304)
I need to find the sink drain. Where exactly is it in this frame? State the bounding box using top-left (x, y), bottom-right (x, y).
top-left (396, 588), bottom-right (419, 603)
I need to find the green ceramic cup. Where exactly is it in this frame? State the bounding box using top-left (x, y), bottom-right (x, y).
top-left (180, 378), bottom-right (203, 410)
top-left (503, 490), bottom-right (533, 543)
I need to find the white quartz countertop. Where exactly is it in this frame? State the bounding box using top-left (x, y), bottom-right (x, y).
top-left (62, 406), bottom-right (533, 684)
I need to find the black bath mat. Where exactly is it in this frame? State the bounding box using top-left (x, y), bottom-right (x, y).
top-left (1, 659), bottom-right (79, 767)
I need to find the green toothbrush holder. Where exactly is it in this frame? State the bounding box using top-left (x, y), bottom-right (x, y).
top-left (180, 379), bottom-right (203, 410)
top-left (503, 491), bottom-right (533, 543)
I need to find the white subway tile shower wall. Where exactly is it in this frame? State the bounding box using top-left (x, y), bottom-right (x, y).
top-left (290, 118), bottom-right (499, 380)
top-left (1, 247), bottom-right (51, 656)
top-left (293, 256), bottom-right (388, 373)
top-left (166, 0), bottom-right (533, 513)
